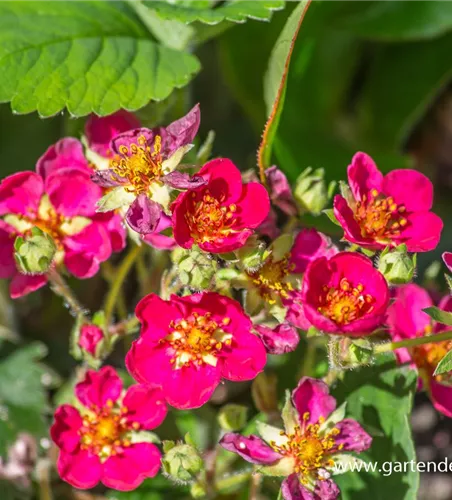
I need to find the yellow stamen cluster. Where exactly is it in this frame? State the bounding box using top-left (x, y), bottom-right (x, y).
top-left (163, 313), bottom-right (232, 369)
top-left (412, 327), bottom-right (452, 382)
top-left (185, 190), bottom-right (237, 244)
top-left (354, 189), bottom-right (407, 242)
top-left (270, 413), bottom-right (342, 482)
top-left (248, 255), bottom-right (295, 304)
top-left (111, 135), bottom-right (163, 194)
top-left (79, 400), bottom-right (139, 461)
top-left (318, 278), bottom-right (374, 325)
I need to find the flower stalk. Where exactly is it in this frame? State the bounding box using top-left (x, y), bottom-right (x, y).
top-left (47, 268), bottom-right (87, 317)
top-left (375, 329), bottom-right (452, 354)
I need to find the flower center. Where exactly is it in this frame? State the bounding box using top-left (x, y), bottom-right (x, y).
top-left (270, 413), bottom-right (341, 482)
top-left (185, 190), bottom-right (237, 244)
top-left (79, 401), bottom-right (140, 461)
top-left (163, 313), bottom-right (232, 369)
top-left (248, 255), bottom-right (294, 303)
top-left (318, 278), bottom-right (375, 325)
top-left (354, 189), bottom-right (407, 242)
top-left (111, 135), bottom-right (163, 194)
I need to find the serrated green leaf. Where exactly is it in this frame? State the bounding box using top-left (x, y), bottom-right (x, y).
top-left (0, 1), bottom-right (200, 117)
top-left (146, 0), bottom-right (285, 25)
top-left (332, 355), bottom-right (418, 499)
top-left (434, 348), bottom-right (452, 376)
top-left (423, 306), bottom-right (452, 326)
top-left (323, 209), bottom-right (341, 227)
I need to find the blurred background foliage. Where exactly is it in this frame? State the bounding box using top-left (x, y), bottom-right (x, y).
top-left (1, 1), bottom-right (452, 499)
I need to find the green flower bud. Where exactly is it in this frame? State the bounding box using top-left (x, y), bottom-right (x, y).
top-left (294, 167), bottom-right (336, 216)
top-left (14, 227), bottom-right (56, 275)
top-left (162, 443), bottom-right (204, 484)
top-left (235, 235), bottom-right (267, 272)
top-left (218, 404), bottom-right (248, 431)
top-left (172, 247), bottom-right (217, 290)
top-left (251, 372), bottom-right (278, 415)
top-left (328, 337), bottom-right (374, 370)
top-left (378, 244), bottom-right (416, 285)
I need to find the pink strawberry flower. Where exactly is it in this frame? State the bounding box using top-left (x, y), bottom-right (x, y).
top-left (387, 284), bottom-right (452, 417)
top-left (0, 140), bottom-right (125, 298)
top-left (51, 366), bottom-right (167, 491)
top-left (78, 324), bottom-right (104, 357)
top-left (172, 158), bottom-right (270, 253)
top-left (93, 105), bottom-right (206, 235)
top-left (220, 377), bottom-right (372, 500)
top-left (244, 229), bottom-right (337, 330)
top-left (301, 252), bottom-right (389, 335)
top-left (85, 110), bottom-right (141, 158)
top-left (126, 292), bottom-right (267, 409)
top-left (333, 152), bottom-right (443, 252)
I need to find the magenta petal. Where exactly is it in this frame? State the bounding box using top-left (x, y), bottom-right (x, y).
top-left (171, 191), bottom-right (194, 249)
top-left (221, 333), bottom-right (266, 382)
top-left (281, 474), bottom-right (315, 500)
top-left (266, 166), bottom-right (297, 216)
top-left (443, 252), bottom-right (452, 273)
top-left (0, 171), bottom-right (44, 216)
top-left (220, 433), bottom-right (283, 465)
top-left (10, 273), bottom-right (47, 299)
top-left (46, 167), bottom-right (102, 218)
top-left (292, 377), bottom-right (336, 425)
top-left (399, 211), bottom-right (443, 252)
top-left (36, 138), bottom-right (90, 179)
top-left (197, 158), bottom-right (243, 202)
top-left (102, 443), bottom-right (161, 491)
top-left (135, 293), bottom-right (180, 341)
top-left (91, 169), bottom-right (126, 188)
top-left (382, 169), bottom-right (433, 212)
top-left (284, 294), bottom-right (312, 330)
top-left (290, 228), bottom-right (337, 274)
top-left (430, 380), bottom-right (452, 418)
top-left (314, 479), bottom-right (340, 500)
top-left (347, 152), bottom-right (383, 201)
top-left (50, 405), bottom-right (82, 453)
top-left (254, 323), bottom-right (299, 355)
top-left (335, 418), bottom-right (372, 452)
top-left (123, 385), bottom-right (167, 430)
top-left (75, 366), bottom-right (122, 409)
top-left (111, 128), bottom-right (157, 155)
top-left (57, 449), bottom-right (102, 490)
top-left (126, 194), bottom-right (162, 234)
top-left (126, 340), bottom-right (173, 388)
top-left (142, 213), bottom-right (176, 250)
top-left (163, 171), bottom-right (207, 190)
top-left (0, 221), bottom-right (17, 279)
top-left (164, 103), bottom-right (200, 157)
top-left (198, 229), bottom-right (253, 254)
top-left (333, 195), bottom-right (376, 248)
top-left (235, 182), bottom-right (271, 229)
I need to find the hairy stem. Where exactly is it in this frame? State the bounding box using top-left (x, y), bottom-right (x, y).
top-left (375, 329), bottom-right (452, 353)
top-left (104, 244), bottom-right (143, 326)
top-left (47, 268), bottom-right (87, 317)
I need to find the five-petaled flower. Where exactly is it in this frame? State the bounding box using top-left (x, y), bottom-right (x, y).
top-left (387, 284), bottom-right (452, 417)
top-left (93, 105), bottom-right (206, 235)
top-left (220, 377), bottom-right (372, 500)
top-left (0, 140), bottom-right (125, 298)
top-left (301, 252), bottom-right (389, 335)
top-left (126, 292), bottom-right (267, 409)
top-left (333, 152), bottom-right (443, 252)
top-left (172, 158), bottom-right (270, 253)
top-left (50, 366), bottom-right (167, 491)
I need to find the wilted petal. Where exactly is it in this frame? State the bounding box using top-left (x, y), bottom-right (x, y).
top-left (254, 323), bottom-right (299, 354)
top-left (126, 194), bottom-right (162, 234)
top-left (266, 166), bottom-right (297, 216)
top-left (164, 104), bottom-right (200, 157)
top-left (220, 433), bottom-right (282, 465)
top-left (163, 171), bottom-right (207, 190)
top-left (91, 169), bottom-right (126, 188)
top-left (335, 418), bottom-right (372, 452)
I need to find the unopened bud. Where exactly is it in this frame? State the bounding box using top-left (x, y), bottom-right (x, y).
top-left (162, 443), bottom-right (204, 484)
top-left (78, 324), bottom-right (104, 357)
top-left (294, 167), bottom-right (335, 216)
top-left (251, 372), bottom-right (278, 415)
top-left (218, 404), bottom-right (248, 431)
top-left (236, 235), bottom-right (267, 271)
top-left (328, 337), bottom-right (374, 370)
top-left (14, 227), bottom-right (56, 275)
top-left (378, 244), bottom-right (416, 285)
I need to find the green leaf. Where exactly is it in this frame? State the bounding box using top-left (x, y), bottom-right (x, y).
top-left (332, 355), bottom-right (418, 499)
top-left (258, 0), bottom-right (311, 169)
top-left (0, 343), bottom-right (50, 455)
top-left (434, 349), bottom-right (452, 376)
top-left (146, 0), bottom-right (285, 25)
top-left (329, 1), bottom-right (452, 42)
top-left (0, 1), bottom-right (200, 117)
top-left (423, 306), bottom-right (452, 326)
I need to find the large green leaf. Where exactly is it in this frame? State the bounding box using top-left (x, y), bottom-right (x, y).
top-left (327, 1), bottom-right (452, 42)
top-left (0, 343), bottom-right (50, 456)
top-left (0, 1), bottom-right (200, 117)
top-left (332, 355), bottom-right (419, 500)
top-left (146, 0), bottom-right (285, 25)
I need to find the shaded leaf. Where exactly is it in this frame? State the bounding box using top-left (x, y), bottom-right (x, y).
top-left (423, 306), bottom-right (452, 326)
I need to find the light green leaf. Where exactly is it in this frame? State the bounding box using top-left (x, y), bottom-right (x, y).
top-left (323, 209), bottom-right (341, 227)
top-left (423, 306), bottom-right (452, 326)
top-left (281, 390), bottom-right (299, 434)
top-left (333, 355), bottom-right (418, 499)
top-left (434, 348), bottom-right (452, 377)
top-left (147, 0), bottom-right (285, 25)
top-left (0, 1), bottom-right (200, 117)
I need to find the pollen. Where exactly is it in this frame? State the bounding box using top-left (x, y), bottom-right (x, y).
top-left (163, 313), bottom-right (232, 369)
top-left (318, 278), bottom-right (375, 325)
top-left (247, 255), bottom-right (294, 303)
top-left (354, 190), bottom-right (407, 243)
top-left (110, 135), bottom-right (163, 194)
top-left (185, 190), bottom-right (237, 244)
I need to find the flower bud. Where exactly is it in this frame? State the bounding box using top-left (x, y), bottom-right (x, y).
top-left (218, 404), bottom-right (248, 431)
top-left (162, 443), bottom-right (204, 484)
top-left (78, 324), bottom-right (104, 357)
top-left (251, 372), bottom-right (278, 415)
top-left (378, 244), bottom-right (416, 285)
top-left (236, 235), bottom-right (267, 272)
top-left (172, 247), bottom-right (217, 290)
top-left (328, 337), bottom-right (374, 370)
top-left (294, 167), bottom-right (335, 216)
top-left (14, 227), bottom-right (56, 275)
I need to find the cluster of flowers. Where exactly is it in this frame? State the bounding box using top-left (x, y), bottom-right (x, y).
top-left (1, 106), bottom-right (449, 499)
